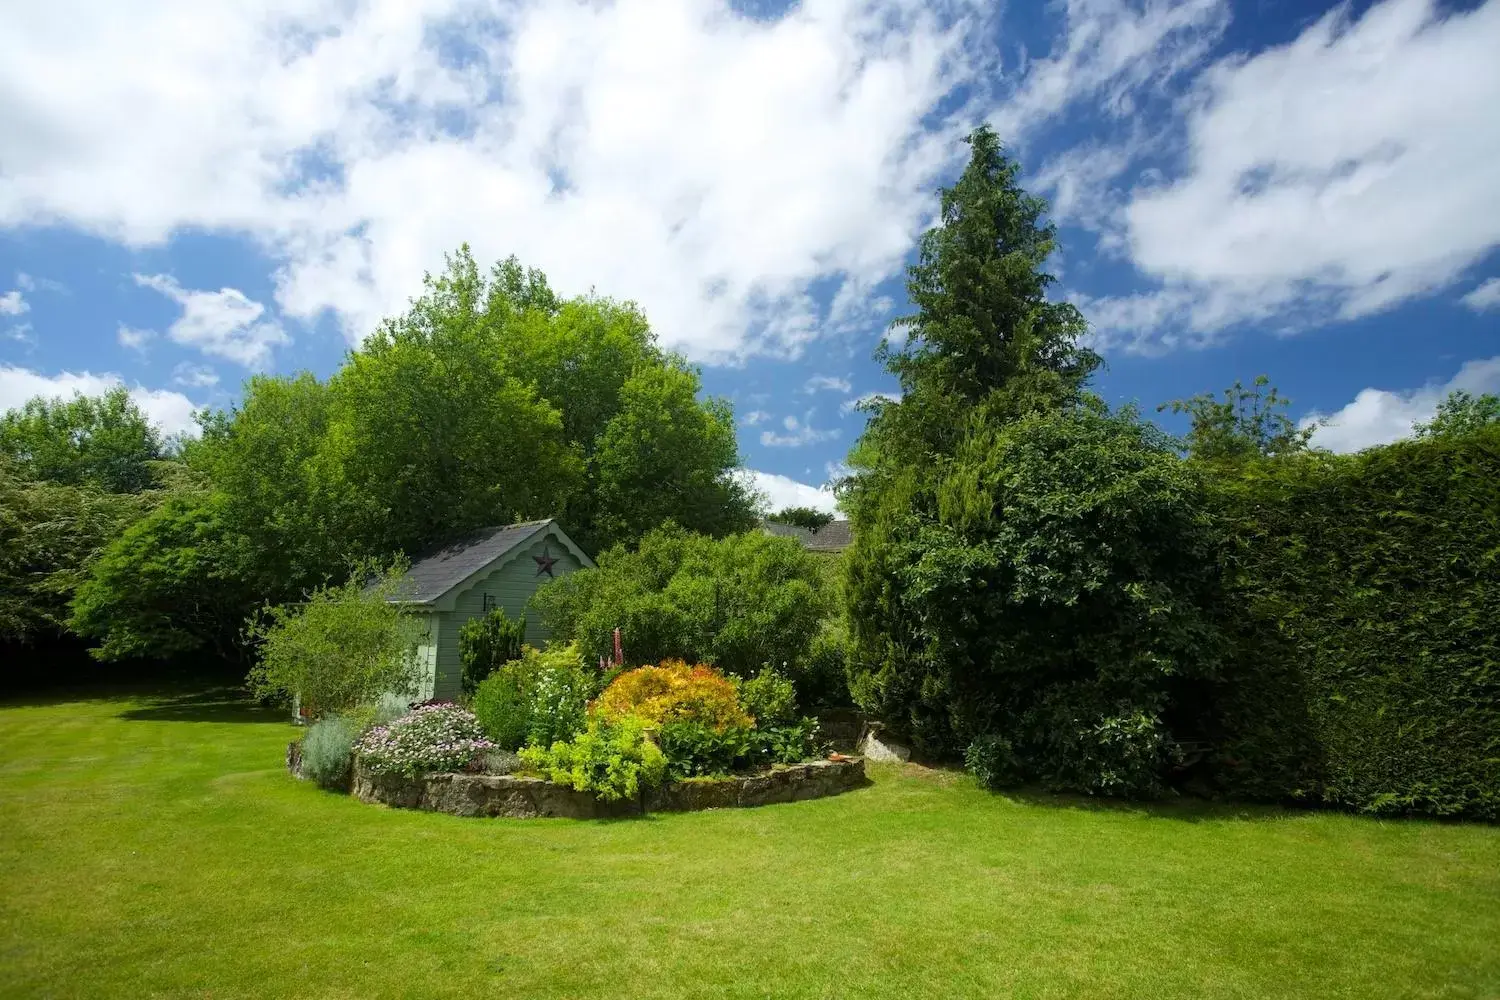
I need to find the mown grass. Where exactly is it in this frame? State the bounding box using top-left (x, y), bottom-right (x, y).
top-left (1, 686), bottom-right (1497, 999)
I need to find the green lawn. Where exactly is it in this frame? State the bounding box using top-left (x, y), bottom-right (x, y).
top-left (2, 689), bottom-right (1497, 999)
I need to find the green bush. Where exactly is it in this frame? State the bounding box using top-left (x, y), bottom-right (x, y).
top-left (531, 524), bottom-right (831, 691)
top-left (738, 667), bottom-right (797, 727)
top-left (519, 716), bottom-right (666, 802)
top-left (657, 718), bottom-right (823, 779)
top-left (300, 715), bottom-right (358, 788)
top-left (458, 607), bottom-right (526, 696)
top-left (964, 734), bottom-right (1022, 790)
top-left (471, 643), bottom-right (591, 751)
top-left (1209, 430), bottom-right (1500, 819)
top-left (845, 406), bottom-right (1224, 785)
top-left (1027, 692), bottom-right (1178, 798)
top-left (246, 561), bottom-right (424, 718)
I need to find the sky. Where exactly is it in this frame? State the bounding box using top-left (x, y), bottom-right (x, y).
top-left (2, 0), bottom-right (1497, 514)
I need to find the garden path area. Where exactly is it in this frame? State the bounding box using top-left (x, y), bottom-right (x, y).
top-left (2, 686), bottom-right (1498, 999)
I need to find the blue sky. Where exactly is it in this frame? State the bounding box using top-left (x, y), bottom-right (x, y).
top-left (2, 0), bottom-right (1497, 512)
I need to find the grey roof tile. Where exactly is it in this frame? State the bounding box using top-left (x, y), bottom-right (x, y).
top-left (394, 519), bottom-right (553, 604)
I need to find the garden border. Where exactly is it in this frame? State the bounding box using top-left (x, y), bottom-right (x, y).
top-left (288, 742), bottom-right (868, 818)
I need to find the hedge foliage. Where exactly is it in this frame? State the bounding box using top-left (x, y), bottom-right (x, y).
top-left (1211, 428), bottom-right (1500, 820)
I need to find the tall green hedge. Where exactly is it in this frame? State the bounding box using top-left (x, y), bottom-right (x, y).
top-left (1212, 428), bottom-right (1500, 819)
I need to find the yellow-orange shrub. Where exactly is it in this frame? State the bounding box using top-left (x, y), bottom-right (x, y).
top-left (594, 661), bottom-right (753, 731)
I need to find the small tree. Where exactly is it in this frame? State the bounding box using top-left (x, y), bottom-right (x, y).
top-left (771, 506), bottom-right (834, 531)
top-left (1158, 375), bottom-right (1313, 463)
top-left (246, 561), bottom-right (424, 718)
top-left (1413, 390), bottom-right (1500, 439)
top-left (458, 607), bottom-right (526, 695)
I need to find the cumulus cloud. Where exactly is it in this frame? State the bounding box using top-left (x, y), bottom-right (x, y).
top-left (0, 365), bottom-right (201, 436)
top-left (1031, 0), bottom-right (1500, 353)
top-left (804, 374), bottom-right (852, 394)
top-left (739, 469), bottom-right (840, 514)
top-left (117, 324), bottom-right (153, 351)
top-left (1302, 356), bottom-right (1500, 453)
top-left (1462, 277), bottom-right (1500, 312)
top-left (993, 0), bottom-right (1229, 140)
top-left (0, 290), bottom-right (28, 316)
top-left (172, 362), bottom-right (220, 388)
top-left (740, 409), bottom-right (771, 427)
top-left (0, 0), bottom-right (984, 362)
top-left (133, 274), bottom-right (287, 367)
top-left (760, 413), bottom-right (840, 448)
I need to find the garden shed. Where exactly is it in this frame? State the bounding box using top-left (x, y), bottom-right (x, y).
top-left (391, 519), bottom-right (594, 702)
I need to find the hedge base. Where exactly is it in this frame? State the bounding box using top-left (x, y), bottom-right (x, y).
top-left (289, 743), bottom-right (868, 818)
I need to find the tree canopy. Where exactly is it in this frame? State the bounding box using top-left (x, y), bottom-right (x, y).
top-left (54, 247), bottom-right (759, 664)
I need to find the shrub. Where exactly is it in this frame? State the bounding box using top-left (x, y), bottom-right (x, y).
top-left (343, 691), bottom-right (414, 736)
top-left (964, 734), bottom-right (1023, 790)
top-left (1026, 694), bottom-right (1178, 798)
top-left (518, 716), bottom-right (667, 801)
top-left (594, 661), bottom-right (752, 731)
top-left (471, 643), bottom-right (591, 751)
top-left (246, 560), bottom-right (424, 718)
top-left (300, 715), bottom-right (358, 788)
top-left (354, 703), bottom-right (494, 777)
top-left (531, 524), bottom-right (830, 688)
top-left (845, 406), bottom-right (1224, 782)
top-left (657, 718), bottom-right (824, 778)
top-left (739, 667), bottom-right (797, 727)
top-left (459, 607), bottom-right (526, 696)
top-left (1209, 430), bottom-right (1500, 819)
top-left (801, 618), bottom-right (853, 708)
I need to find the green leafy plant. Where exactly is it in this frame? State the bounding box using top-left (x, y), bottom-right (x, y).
top-left (964, 734), bottom-right (1023, 790)
top-left (656, 718), bottom-right (822, 779)
top-left (459, 607), bottom-right (526, 696)
top-left (738, 667), bottom-right (797, 727)
top-left (518, 716), bottom-right (666, 802)
top-left (470, 642), bottom-right (591, 751)
top-left (533, 523), bottom-right (831, 690)
top-left (770, 506), bottom-right (834, 531)
top-left (246, 561), bottom-right (424, 719)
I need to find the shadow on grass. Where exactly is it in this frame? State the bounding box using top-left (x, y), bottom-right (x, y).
top-left (992, 786), bottom-right (1300, 824)
top-left (116, 686), bottom-right (286, 724)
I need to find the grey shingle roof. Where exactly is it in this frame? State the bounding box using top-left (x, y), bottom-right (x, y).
top-left (394, 519), bottom-right (553, 604)
top-left (760, 518), bottom-right (852, 552)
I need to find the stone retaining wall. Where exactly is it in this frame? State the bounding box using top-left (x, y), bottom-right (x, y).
top-left (292, 745), bottom-right (867, 819)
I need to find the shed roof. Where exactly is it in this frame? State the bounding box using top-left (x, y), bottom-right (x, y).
top-left (393, 519), bottom-right (588, 605)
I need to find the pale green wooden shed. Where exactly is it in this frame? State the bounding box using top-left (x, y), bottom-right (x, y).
top-left (390, 519), bottom-right (594, 701)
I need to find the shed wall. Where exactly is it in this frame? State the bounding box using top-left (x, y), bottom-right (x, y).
top-left (431, 535), bottom-right (586, 701)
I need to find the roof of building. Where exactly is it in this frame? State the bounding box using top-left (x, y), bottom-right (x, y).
top-left (393, 519), bottom-right (586, 605)
top-left (760, 518), bottom-right (852, 552)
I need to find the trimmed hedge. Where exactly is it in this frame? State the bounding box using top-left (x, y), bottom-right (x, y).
top-left (1212, 428), bottom-right (1500, 820)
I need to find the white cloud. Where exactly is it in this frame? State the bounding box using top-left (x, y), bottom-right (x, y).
top-left (5, 323), bottom-right (35, 346)
top-left (0, 0), bottom-right (984, 362)
top-left (172, 362), bottom-right (220, 388)
top-left (804, 374), bottom-right (852, 394)
top-left (14, 273), bottom-right (64, 294)
top-left (1302, 356), bottom-right (1500, 453)
top-left (760, 413), bottom-right (840, 448)
top-left (133, 274), bottom-right (288, 367)
top-left (992, 0), bottom-right (1229, 140)
top-left (0, 290), bottom-right (28, 316)
top-left (839, 390), bottom-right (900, 414)
top-left (1095, 0), bottom-right (1500, 349)
top-left (740, 409), bottom-right (771, 427)
top-left (0, 365), bottom-right (201, 437)
top-left (738, 469), bottom-right (840, 514)
top-left (117, 324), bottom-right (153, 351)
top-left (1462, 277), bottom-right (1500, 312)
